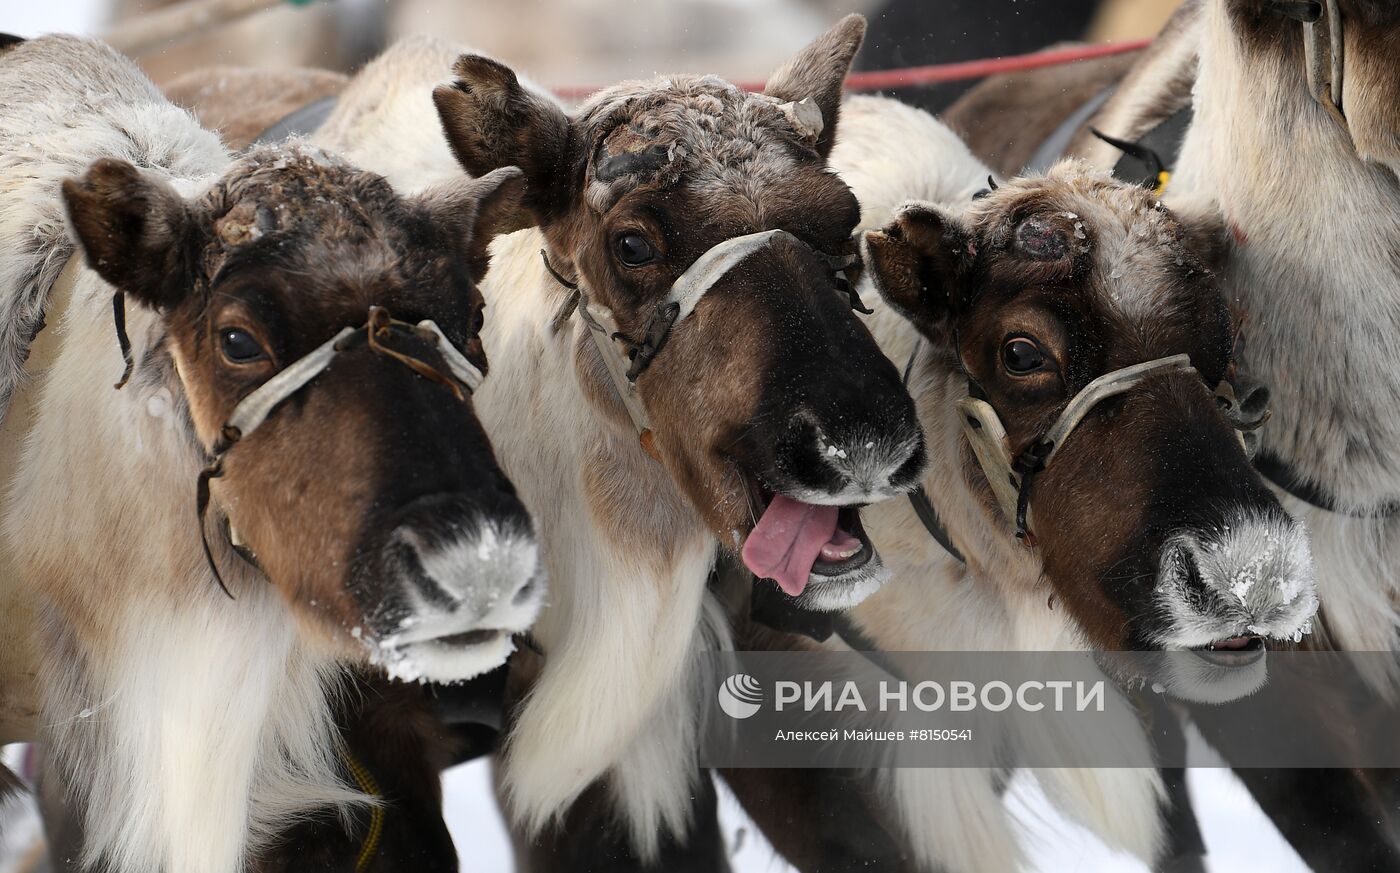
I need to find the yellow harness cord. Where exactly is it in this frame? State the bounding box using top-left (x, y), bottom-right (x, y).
top-left (340, 748), bottom-right (385, 873)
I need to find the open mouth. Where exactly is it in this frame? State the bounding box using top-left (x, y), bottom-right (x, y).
top-left (739, 480), bottom-right (876, 596)
top-left (1189, 635), bottom-right (1266, 667)
top-left (433, 628), bottom-right (504, 648)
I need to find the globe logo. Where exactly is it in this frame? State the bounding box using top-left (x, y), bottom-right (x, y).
top-left (718, 673), bottom-right (764, 719)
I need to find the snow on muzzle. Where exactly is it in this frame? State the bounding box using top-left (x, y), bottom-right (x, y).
top-left (361, 492), bottom-right (545, 683)
top-left (1150, 509), bottom-right (1317, 702)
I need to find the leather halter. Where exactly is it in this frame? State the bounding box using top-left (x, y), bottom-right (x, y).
top-left (545, 229), bottom-right (863, 455)
top-left (1301, 0), bottom-right (1349, 138)
top-left (959, 354), bottom-right (1197, 543)
top-left (195, 306), bottom-right (484, 597)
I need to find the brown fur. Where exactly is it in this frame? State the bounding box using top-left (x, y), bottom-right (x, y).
top-left (942, 46), bottom-right (1144, 177)
top-left (164, 67), bottom-right (350, 151)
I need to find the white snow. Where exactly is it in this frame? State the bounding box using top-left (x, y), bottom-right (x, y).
top-left (438, 742), bottom-right (1308, 872)
top-left (0, 739), bottom-right (1314, 872)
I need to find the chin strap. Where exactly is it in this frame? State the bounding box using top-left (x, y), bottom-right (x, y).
top-left (544, 230), bottom-right (863, 459)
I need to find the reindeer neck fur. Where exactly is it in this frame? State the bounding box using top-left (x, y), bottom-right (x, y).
top-left (310, 36), bottom-right (732, 854)
top-left (1170, 4), bottom-right (1400, 659)
top-left (0, 37), bottom-right (366, 873)
top-left (475, 228), bottom-right (725, 852)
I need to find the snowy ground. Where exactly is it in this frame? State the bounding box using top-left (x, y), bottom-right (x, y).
top-left (4, 737), bottom-right (1307, 872)
top-left (439, 756), bottom-right (1308, 872)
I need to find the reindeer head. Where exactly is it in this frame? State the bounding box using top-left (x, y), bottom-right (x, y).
top-left (433, 16), bottom-right (926, 611)
top-left (865, 164), bottom-right (1319, 669)
top-left (1225, 0), bottom-right (1400, 171)
top-left (62, 146), bottom-right (543, 682)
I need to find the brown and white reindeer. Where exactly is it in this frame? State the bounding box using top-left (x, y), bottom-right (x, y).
top-left (268, 18), bottom-right (929, 866)
top-left (0, 35), bottom-right (544, 873)
top-left (805, 94), bottom-right (1321, 873)
top-left (944, 2), bottom-right (1400, 867)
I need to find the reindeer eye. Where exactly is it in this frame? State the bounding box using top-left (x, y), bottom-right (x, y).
top-left (615, 232), bottom-right (657, 267)
top-left (220, 328), bottom-right (266, 364)
top-left (1002, 337), bottom-right (1046, 374)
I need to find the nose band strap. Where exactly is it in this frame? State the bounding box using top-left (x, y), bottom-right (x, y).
top-left (664, 229), bottom-right (799, 323)
top-left (197, 306), bottom-right (483, 597)
top-left (211, 314), bottom-right (482, 456)
top-left (552, 229), bottom-right (860, 447)
top-left (956, 353), bottom-right (1196, 538)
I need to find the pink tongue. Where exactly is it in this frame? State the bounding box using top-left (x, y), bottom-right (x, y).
top-left (741, 495), bottom-right (841, 597)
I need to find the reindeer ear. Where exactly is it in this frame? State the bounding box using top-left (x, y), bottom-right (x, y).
top-left (763, 14), bottom-right (866, 158)
top-left (433, 55), bottom-right (574, 221)
top-left (62, 158), bottom-right (196, 310)
top-left (417, 166), bottom-right (529, 283)
top-left (1167, 193), bottom-right (1230, 273)
top-left (863, 202), bottom-right (973, 341)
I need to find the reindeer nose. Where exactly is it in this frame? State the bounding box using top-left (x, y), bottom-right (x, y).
top-left (774, 408), bottom-right (926, 501)
top-left (386, 491), bottom-right (539, 615)
top-left (372, 492), bottom-right (545, 683)
top-left (1156, 511), bottom-right (1317, 649)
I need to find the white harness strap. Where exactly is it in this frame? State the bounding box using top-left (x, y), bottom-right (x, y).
top-left (1041, 354), bottom-right (1195, 468)
top-left (567, 228), bottom-right (824, 443)
top-left (576, 295), bottom-right (655, 435)
top-left (219, 318), bottom-right (483, 450)
top-left (956, 354), bottom-right (1196, 534)
top-left (421, 319), bottom-right (487, 394)
top-left (663, 229), bottom-right (800, 322)
top-left (222, 327), bottom-right (354, 443)
top-left (196, 309), bottom-right (483, 597)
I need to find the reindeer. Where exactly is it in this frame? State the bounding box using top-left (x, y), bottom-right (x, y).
top-left (160, 22), bottom-right (1322, 868)
top-left (226, 17), bottom-right (932, 866)
top-left (943, 3), bottom-right (1400, 867)
top-left (813, 91), bottom-right (1321, 872)
top-left (0, 35), bottom-right (544, 873)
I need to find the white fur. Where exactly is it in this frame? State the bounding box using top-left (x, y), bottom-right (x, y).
top-left (373, 523), bottom-right (544, 683)
top-left (5, 251), bottom-right (370, 872)
top-left (784, 426), bottom-right (925, 506)
top-left (1152, 511), bottom-right (1317, 651)
top-left (42, 592), bottom-right (366, 873)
